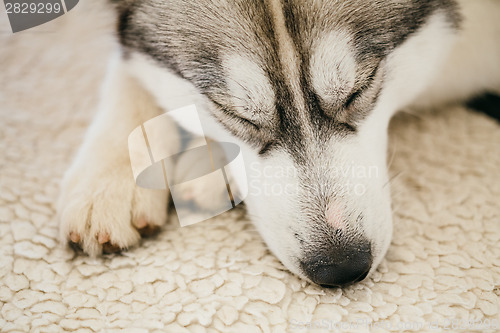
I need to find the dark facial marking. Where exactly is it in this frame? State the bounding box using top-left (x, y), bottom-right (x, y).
top-left (280, 0), bottom-right (460, 131)
top-left (113, 0), bottom-right (460, 157)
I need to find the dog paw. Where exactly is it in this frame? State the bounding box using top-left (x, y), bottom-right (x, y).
top-left (58, 160), bottom-right (168, 256)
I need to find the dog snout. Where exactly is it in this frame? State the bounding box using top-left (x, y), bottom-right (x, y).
top-left (300, 242), bottom-right (372, 287)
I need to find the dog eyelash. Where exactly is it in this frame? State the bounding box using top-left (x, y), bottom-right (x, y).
top-left (211, 99), bottom-right (261, 130)
top-left (258, 141), bottom-right (274, 155)
top-left (212, 100), bottom-right (260, 130)
top-left (344, 64), bottom-right (382, 109)
top-left (235, 115), bottom-right (260, 130)
top-left (344, 89), bottom-right (362, 109)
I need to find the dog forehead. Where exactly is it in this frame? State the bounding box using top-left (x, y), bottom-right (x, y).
top-left (283, 0), bottom-right (460, 59)
top-left (118, 0), bottom-right (277, 85)
top-left (309, 30), bottom-right (357, 106)
top-left (221, 55), bottom-right (276, 121)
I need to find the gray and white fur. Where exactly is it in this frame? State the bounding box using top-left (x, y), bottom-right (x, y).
top-left (58, 0), bottom-right (500, 286)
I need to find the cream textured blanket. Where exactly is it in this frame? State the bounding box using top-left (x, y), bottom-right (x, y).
top-left (1, 2), bottom-right (499, 332)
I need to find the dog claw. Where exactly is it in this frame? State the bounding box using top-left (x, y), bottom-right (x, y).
top-left (68, 239), bottom-right (82, 252)
top-left (69, 232), bottom-right (80, 243)
top-left (134, 217), bottom-right (160, 237)
top-left (67, 221), bottom-right (160, 255)
top-left (102, 242), bottom-right (122, 254)
top-left (135, 217), bottom-right (148, 229)
top-left (98, 233), bottom-right (110, 244)
top-left (138, 224), bottom-right (160, 237)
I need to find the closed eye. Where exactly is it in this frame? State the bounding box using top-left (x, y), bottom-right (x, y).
top-left (234, 114), bottom-right (260, 130)
top-left (343, 89), bottom-right (361, 109)
top-left (343, 64), bottom-right (381, 109)
top-left (211, 99), bottom-right (261, 130)
top-left (258, 141), bottom-right (275, 155)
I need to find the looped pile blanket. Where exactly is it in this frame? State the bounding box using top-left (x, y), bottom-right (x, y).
top-left (1, 1), bottom-right (499, 332)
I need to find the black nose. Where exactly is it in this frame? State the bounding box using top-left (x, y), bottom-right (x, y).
top-left (301, 243), bottom-right (372, 287)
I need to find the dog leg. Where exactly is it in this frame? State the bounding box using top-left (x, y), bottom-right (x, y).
top-left (172, 136), bottom-right (234, 212)
top-left (58, 53), bottom-right (180, 255)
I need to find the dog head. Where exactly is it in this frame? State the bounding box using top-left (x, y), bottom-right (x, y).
top-left (118, 0), bottom-right (460, 286)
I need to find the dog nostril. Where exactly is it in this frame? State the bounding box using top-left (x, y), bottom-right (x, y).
top-left (301, 246), bottom-right (372, 287)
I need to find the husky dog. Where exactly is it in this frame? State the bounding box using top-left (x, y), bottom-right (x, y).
top-left (58, 0), bottom-right (500, 287)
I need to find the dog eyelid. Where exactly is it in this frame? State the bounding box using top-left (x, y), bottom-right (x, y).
top-left (343, 63), bottom-right (382, 109)
top-left (258, 141), bottom-right (274, 155)
top-left (211, 99), bottom-right (262, 129)
top-left (343, 89), bottom-right (362, 109)
top-left (235, 114), bottom-right (261, 130)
